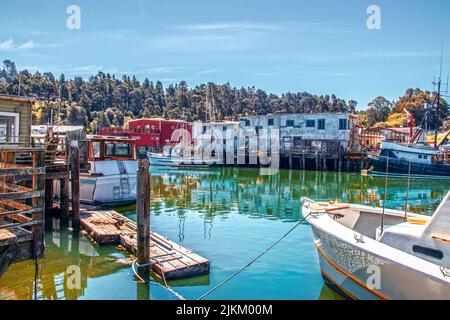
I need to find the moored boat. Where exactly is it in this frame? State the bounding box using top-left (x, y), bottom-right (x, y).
top-left (79, 135), bottom-right (138, 205)
top-left (301, 191), bottom-right (450, 299)
top-left (367, 141), bottom-right (450, 178)
top-left (148, 145), bottom-right (217, 168)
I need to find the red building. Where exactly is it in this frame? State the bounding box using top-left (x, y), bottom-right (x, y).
top-left (98, 118), bottom-right (192, 157)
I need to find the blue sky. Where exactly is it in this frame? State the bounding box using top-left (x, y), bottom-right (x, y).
top-left (0, 0), bottom-right (449, 108)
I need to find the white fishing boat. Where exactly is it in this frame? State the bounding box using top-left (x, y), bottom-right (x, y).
top-left (148, 145), bottom-right (216, 168)
top-left (79, 135), bottom-right (138, 205)
top-left (301, 191), bottom-right (450, 300)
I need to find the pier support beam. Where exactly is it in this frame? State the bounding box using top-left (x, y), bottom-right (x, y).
top-left (60, 177), bottom-right (70, 220)
top-left (70, 143), bottom-right (80, 230)
top-left (45, 179), bottom-right (53, 211)
top-left (137, 159), bottom-right (150, 271)
top-left (32, 150), bottom-right (45, 259)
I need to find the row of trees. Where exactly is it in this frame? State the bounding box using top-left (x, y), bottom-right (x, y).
top-left (1, 60), bottom-right (358, 130)
top-left (1, 60), bottom-right (448, 130)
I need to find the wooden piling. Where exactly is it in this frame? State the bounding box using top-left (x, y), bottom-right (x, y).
top-left (45, 179), bottom-right (53, 210)
top-left (60, 177), bottom-right (70, 220)
top-left (136, 159), bottom-right (150, 270)
top-left (70, 144), bottom-right (80, 230)
top-left (32, 150), bottom-right (45, 258)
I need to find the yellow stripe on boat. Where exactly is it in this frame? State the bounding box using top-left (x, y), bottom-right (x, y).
top-left (406, 217), bottom-right (430, 225)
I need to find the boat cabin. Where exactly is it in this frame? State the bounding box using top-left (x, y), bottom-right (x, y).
top-left (86, 135), bottom-right (137, 161)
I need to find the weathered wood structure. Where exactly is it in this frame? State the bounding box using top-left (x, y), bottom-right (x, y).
top-left (80, 210), bottom-right (210, 280)
top-left (0, 146), bottom-right (45, 277)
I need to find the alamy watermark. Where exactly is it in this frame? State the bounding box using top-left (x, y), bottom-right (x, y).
top-left (66, 265), bottom-right (81, 290)
top-left (168, 123), bottom-right (280, 175)
top-left (66, 5), bottom-right (81, 30)
top-left (366, 265), bottom-right (381, 290)
top-left (367, 5), bottom-right (381, 30)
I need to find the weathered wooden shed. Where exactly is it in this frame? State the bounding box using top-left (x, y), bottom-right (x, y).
top-left (0, 95), bottom-right (33, 144)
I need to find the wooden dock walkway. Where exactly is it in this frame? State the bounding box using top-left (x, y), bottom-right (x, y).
top-left (80, 210), bottom-right (210, 281)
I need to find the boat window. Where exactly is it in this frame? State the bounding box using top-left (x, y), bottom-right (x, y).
top-left (92, 142), bottom-right (101, 158)
top-left (418, 155), bottom-right (422, 159)
top-left (106, 142), bottom-right (132, 157)
top-left (423, 155), bottom-right (428, 159)
top-left (412, 245), bottom-right (443, 260)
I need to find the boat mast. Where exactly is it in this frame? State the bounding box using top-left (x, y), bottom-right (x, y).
top-left (433, 42), bottom-right (448, 149)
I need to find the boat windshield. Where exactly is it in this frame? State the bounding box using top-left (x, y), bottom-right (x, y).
top-left (106, 142), bottom-right (132, 158)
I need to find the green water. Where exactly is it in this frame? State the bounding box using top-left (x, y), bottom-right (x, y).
top-left (0, 168), bottom-right (448, 300)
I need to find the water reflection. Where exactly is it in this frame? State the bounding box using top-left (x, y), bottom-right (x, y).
top-left (1, 168), bottom-right (448, 300)
top-left (0, 218), bottom-right (132, 300)
top-left (148, 168), bottom-right (448, 241)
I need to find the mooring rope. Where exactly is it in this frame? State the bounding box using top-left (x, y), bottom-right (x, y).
top-left (196, 213), bottom-right (312, 300)
top-left (130, 212), bottom-right (312, 301)
top-left (131, 258), bottom-right (186, 300)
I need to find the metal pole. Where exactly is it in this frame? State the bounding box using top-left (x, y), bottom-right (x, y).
top-left (404, 160), bottom-right (412, 221)
top-left (380, 156), bottom-right (389, 235)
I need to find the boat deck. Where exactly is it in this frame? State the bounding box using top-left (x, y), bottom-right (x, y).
top-left (80, 210), bottom-right (210, 280)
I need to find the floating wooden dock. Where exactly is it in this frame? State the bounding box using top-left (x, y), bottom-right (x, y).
top-left (80, 210), bottom-right (210, 281)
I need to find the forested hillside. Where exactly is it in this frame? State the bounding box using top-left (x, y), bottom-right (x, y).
top-left (0, 60), bottom-right (357, 130)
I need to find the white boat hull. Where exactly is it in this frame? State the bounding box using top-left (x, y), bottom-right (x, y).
top-left (80, 160), bottom-right (138, 205)
top-left (148, 152), bottom-right (216, 167)
top-left (302, 199), bottom-right (450, 300)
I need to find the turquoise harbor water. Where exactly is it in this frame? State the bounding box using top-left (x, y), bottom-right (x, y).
top-left (0, 168), bottom-right (448, 300)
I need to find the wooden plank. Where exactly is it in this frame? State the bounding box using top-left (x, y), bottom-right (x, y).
top-left (0, 207), bottom-right (43, 218)
top-left (0, 183), bottom-right (33, 193)
top-left (0, 190), bottom-right (44, 201)
top-left (0, 219), bottom-right (43, 230)
top-left (0, 199), bottom-right (31, 211)
top-left (0, 167), bottom-right (45, 177)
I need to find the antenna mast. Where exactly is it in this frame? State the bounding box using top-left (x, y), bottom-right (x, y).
top-left (433, 42), bottom-right (448, 149)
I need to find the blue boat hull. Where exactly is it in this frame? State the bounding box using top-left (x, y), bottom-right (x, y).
top-left (367, 154), bottom-right (450, 178)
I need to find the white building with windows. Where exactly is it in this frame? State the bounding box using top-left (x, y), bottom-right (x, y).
top-left (191, 121), bottom-right (240, 163)
top-left (239, 113), bottom-right (358, 153)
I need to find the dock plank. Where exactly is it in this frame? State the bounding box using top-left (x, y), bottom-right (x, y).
top-left (80, 210), bottom-right (210, 280)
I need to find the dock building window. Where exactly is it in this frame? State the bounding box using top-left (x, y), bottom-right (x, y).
top-left (286, 120), bottom-right (295, 127)
top-left (0, 113), bottom-right (18, 143)
top-left (268, 118), bottom-right (274, 126)
top-left (318, 119), bottom-right (325, 130)
top-left (306, 120), bottom-right (315, 128)
top-left (339, 119), bottom-right (347, 130)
